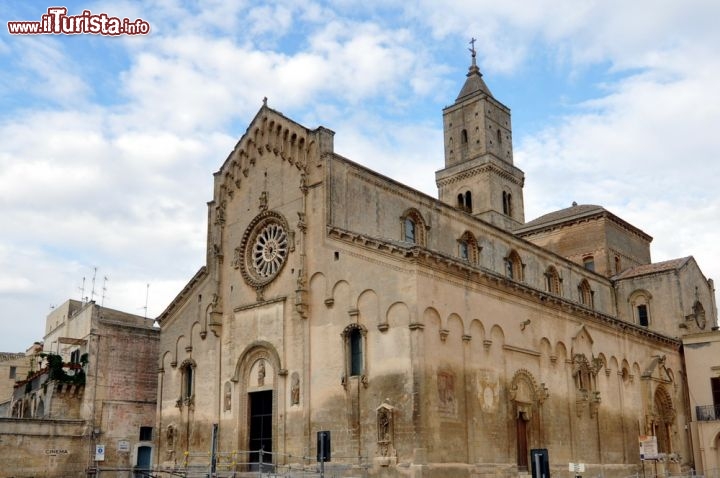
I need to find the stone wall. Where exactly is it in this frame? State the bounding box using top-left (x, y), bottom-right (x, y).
top-left (0, 417), bottom-right (87, 478)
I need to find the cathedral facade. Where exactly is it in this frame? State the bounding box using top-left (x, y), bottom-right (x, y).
top-left (155, 53), bottom-right (717, 478)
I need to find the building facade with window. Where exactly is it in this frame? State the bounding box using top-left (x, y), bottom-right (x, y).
top-left (683, 330), bottom-right (720, 474)
top-left (0, 349), bottom-right (33, 415)
top-left (0, 299), bottom-right (159, 477)
top-left (156, 53), bottom-right (718, 477)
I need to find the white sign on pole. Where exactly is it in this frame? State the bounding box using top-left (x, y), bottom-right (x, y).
top-left (95, 444), bottom-right (106, 461)
top-left (639, 435), bottom-right (658, 460)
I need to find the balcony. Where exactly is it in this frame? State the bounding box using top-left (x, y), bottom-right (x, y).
top-left (13, 353), bottom-right (86, 397)
top-left (696, 404), bottom-right (720, 421)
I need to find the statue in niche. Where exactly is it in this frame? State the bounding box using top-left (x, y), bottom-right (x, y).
top-left (376, 402), bottom-right (397, 463)
top-left (291, 372), bottom-right (300, 406)
top-left (215, 200), bottom-right (226, 225)
top-left (166, 424), bottom-right (176, 448)
top-left (224, 381), bottom-right (232, 411)
top-left (437, 371), bottom-right (456, 413)
top-left (258, 360), bottom-right (266, 387)
top-left (378, 409), bottom-right (391, 442)
top-left (232, 247), bottom-right (242, 269)
top-left (166, 424), bottom-right (176, 460)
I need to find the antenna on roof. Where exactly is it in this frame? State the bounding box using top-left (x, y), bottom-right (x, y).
top-left (79, 277), bottom-right (86, 303)
top-left (101, 276), bottom-right (109, 307)
top-left (143, 283), bottom-right (150, 319)
top-left (90, 267), bottom-right (98, 302)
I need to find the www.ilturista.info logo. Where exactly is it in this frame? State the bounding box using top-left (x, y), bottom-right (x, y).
top-left (7, 7), bottom-right (150, 35)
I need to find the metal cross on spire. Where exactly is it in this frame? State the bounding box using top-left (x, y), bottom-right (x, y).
top-left (468, 37), bottom-right (478, 68)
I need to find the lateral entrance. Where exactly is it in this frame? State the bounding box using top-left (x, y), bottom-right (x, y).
top-left (248, 390), bottom-right (273, 470)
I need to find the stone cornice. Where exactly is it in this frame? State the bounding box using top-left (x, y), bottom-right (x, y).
top-left (233, 296), bottom-right (287, 313)
top-left (326, 225), bottom-right (680, 348)
top-left (436, 159), bottom-right (524, 188)
top-left (157, 266), bottom-right (208, 325)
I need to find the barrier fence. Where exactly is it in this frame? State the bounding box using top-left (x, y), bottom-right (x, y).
top-left (88, 449), bottom-right (370, 478)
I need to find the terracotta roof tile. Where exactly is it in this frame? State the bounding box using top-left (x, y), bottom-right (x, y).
top-left (516, 203), bottom-right (606, 232)
top-left (614, 257), bottom-right (692, 280)
top-left (515, 202), bottom-right (652, 241)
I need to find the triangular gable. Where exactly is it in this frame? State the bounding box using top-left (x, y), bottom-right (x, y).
top-left (216, 103), bottom-right (316, 181)
top-left (571, 325), bottom-right (594, 358)
top-left (641, 355), bottom-right (673, 383)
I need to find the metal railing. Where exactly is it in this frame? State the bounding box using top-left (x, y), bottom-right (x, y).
top-left (624, 468), bottom-right (720, 478)
top-left (133, 449), bottom-right (370, 478)
top-left (696, 404), bottom-right (720, 421)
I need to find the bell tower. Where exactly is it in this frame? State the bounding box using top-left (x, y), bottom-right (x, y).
top-left (435, 40), bottom-right (525, 230)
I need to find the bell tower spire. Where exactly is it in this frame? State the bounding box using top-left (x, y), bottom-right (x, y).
top-left (435, 40), bottom-right (525, 231)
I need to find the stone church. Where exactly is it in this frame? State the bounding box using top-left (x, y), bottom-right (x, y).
top-left (156, 50), bottom-right (718, 477)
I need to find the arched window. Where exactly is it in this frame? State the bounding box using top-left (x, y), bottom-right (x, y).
top-left (404, 217), bottom-right (416, 243)
top-left (637, 305), bottom-right (649, 327)
top-left (458, 231), bottom-right (479, 264)
top-left (578, 280), bottom-right (593, 308)
top-left (349, 328), bottom-right (363, 376)
top-left (502, 191), bottom-right (513, 216)
top-left (180, 360), bottom-right (196, 403)
top-left (505, 250), bottom-right (524, 281)
top-left (629, 290), bottom-right (652, 327)
top-left (497, 128), bottom-right (502, 146)
top-left (400, 209), bottom-right (427, 246)
top-left (459, 240), bottom-right (469, 260)
top-left (461, 129), bottom-right (468, 145)
top-left (457, 191), bottom-right (473, 212)
top-left (545, 266), bottom-right (562, 295)
top-left (342, 324), bottom-right (367, 382)
top-left (614, 255), bottom-right (621, 274)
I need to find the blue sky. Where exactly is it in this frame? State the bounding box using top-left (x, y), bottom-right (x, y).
top-left (1, 0), bottom-right (719, 352)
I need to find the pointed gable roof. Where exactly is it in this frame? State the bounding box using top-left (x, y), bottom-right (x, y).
top-left (456, 63), bottom-right (493, 101)
top-left (456, 46), bottom-right (493, 101)
top-left (455, 38), bottom-right (492, 103)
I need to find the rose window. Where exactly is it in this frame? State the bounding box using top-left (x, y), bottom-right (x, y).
top-left (239, 212), bottom-right (291, 287)
top-left (251, 222), bottom-right (288, 278)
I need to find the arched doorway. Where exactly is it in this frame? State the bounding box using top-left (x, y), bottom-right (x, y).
top-left (653, 387), bottom-right (675, 454)
top-left (248, 389), bottom-right (273, 470)
top-left (233, 342), bottom-right (282, 472)
top-left (509, 370), bottom-right (547, 472)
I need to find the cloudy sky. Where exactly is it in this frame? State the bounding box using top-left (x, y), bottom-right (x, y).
top-left (1, 0), bottom-right (719, 352)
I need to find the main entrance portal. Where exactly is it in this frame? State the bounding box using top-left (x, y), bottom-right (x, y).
top-left (249, 390), bottom-right (273, 470)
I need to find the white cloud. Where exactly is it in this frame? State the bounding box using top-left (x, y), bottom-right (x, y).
top-left (7, 37), bottom-right (91, 105)
top-left (1, 0), bottom-right (719, 352)
top-left (518, 36), bottom-right (720, 286)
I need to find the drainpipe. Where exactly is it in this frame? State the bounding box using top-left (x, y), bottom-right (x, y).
top-left (89, 330), bottom-right (101, 471)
